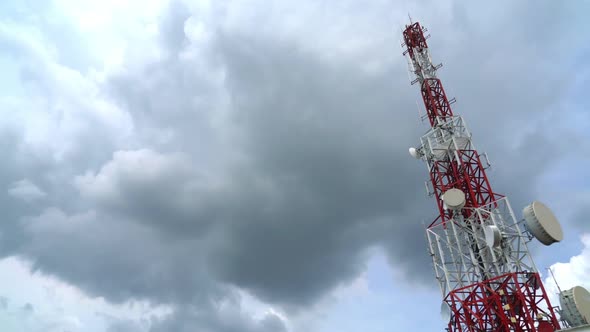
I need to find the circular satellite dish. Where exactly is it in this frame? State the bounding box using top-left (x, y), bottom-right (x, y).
top-left (522, 201), bottom-right (563, 246)
top-left (559, 286), bottom-right (590, 327)
top-left (409, 147), bottom-right (420, 159)
top-left (440, 302), bottom-right (451, 322)
top-left (484, 225), bottom-right (502, 248)
top-left (442, 188), bottom-right (466, 210)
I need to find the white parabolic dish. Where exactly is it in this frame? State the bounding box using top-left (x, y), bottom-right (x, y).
top-left (484, 225), bottom-right (502, 248)
top-left (559, 286), bottom-right (590, 326)
top-left (442, 188), bottom-right (466, 210)
top-left (523, 201), bottom-right (563, 245)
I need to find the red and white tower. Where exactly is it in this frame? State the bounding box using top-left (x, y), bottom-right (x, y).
top-left (402, 21), bottom-right (565, 332)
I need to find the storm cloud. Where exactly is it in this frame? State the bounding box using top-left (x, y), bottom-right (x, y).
top-left (0, 0), bottom-right (587, 330)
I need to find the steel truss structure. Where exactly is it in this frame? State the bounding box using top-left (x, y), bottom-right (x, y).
top-left (402, 21), bottom-right (561, 331)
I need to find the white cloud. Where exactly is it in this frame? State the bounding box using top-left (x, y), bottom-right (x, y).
top-left (0, 256), bottom-right (170, 332)
top-left (237, 288), bottom-right (291, 330)
top-left (545, 234), bottom-right (590, 307)
top-left (0, 17), bottom-right (134, 163)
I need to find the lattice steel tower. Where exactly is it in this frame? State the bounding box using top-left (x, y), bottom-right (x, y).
top-left (402, 20), bottom-right (566, 332)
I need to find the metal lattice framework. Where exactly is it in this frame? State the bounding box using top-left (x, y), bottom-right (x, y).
top-left (402, 21), bottom-right (561, 332)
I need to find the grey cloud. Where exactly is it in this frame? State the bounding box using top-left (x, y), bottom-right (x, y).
top-left (74, 149), bottom-right (220, 235)
top-left (22, 302), bottom-right (34, 313)
top-left (102, 25), bottom-right (431, 308)
top-left (103, 303), bottom-right (288, 332)
top-left (8, 179), bottom-right (47, 203)
top-left (159, 0), bottom-right (191, 54)
top-left (0, 131), bottom-right (46, 255)
top-left (105, 319), bottom-right (147, 332)
top-left (22, 207), bottom-right (225, 306)
top-left (98, 311), bottom-right (153, 332)
top-left (29, 0), bottom-right (583, 309)
top-left (0, 296), bottom-right (7, 310)
top-left (149, 306), bottom-right (287, 332)
top-left (204, 30), bottom-right (432, 305)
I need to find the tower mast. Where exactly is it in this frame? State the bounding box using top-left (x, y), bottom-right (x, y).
top-left (402, 21), bottom-right (561, 332)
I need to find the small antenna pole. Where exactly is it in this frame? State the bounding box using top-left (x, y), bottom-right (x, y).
top-left (548, 267), bottom-right (563, 294)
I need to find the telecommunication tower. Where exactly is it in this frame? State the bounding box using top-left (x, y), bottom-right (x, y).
top-left (400, 20), bottom-right (584, 332)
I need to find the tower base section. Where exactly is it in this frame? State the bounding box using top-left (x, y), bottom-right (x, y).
top-left (445, 272), bottom-right (561, 332)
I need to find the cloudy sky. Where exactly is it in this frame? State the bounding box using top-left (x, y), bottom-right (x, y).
top-left (0, 0), bottom-right (588, 331)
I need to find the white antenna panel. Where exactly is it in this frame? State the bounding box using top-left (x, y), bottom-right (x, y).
top-left (428, 137), bottom-right (469, 161)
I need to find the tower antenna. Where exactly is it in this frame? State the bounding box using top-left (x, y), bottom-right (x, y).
top-left (401, 19), bottom-right (564, 332)
top-left (548, 267), bottom-right (563, 294)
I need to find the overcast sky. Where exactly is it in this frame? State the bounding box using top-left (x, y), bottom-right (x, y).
top-left (0, 0), bottom-right (588, 331)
